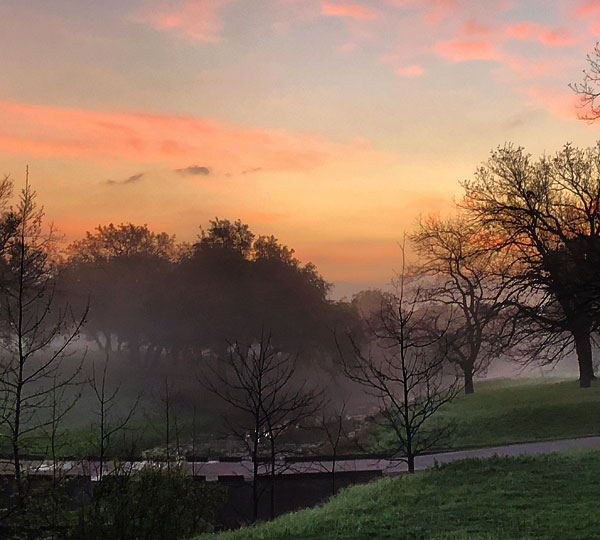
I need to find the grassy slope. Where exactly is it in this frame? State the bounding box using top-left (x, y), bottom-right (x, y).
top-left (373, 377), bottom-right (600, 453)
top-left (197, 450), bottom-right (600, 540)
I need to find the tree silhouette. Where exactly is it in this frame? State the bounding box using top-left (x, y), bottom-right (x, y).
top-left (204, 331), bottom-right (322, 521)
top-left (337, 249), bottom-right (461, 473)
top-left (0, 174), bottom-right (86, 515)
top-left (462, 143), bottom-right (600, 387)
top-left (410, 213), bottom-right (516, 394)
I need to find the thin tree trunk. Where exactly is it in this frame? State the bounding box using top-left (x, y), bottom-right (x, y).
top-left (270, 437), bottom-right (275, 520)
top-left (331, 451), bottom-right (336, 495)
top-left (252, 431), bottom-right (259, 522)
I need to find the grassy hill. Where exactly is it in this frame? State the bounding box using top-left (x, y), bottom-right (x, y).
top-left (372, 377), bottom-right (600, 453)
top-left (196, 449), bottom-right (600, 540)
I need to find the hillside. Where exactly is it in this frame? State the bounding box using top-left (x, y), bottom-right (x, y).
top-left (196, 450), bottom-right (600, 540)
top-left (372, 377), bottom-right (600, 453)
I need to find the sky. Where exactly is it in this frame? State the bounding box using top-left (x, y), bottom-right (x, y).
top-left (1, 0), bottom-right (600, 297)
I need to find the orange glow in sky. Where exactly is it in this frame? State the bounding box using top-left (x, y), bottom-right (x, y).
top-left (1, 0), bottom-right (599, 296)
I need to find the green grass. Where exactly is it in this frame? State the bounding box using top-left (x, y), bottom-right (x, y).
top-left (8, 376), bottom-right (600, 458)
top-left (195, 450), bottom-right (600, 540)
top-left (373, 377), bottom-right (600, 453)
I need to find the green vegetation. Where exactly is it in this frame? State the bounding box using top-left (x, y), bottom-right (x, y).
top-left (195, 450), bottom-right (600, 540)
top-left (373, 377), bottom-right (600, 454)
top-left (6, 376), bottom-right (600, 459)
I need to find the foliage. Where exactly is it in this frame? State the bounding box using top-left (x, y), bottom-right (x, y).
top-left (62, 217), bottom-right (353, 365)
top-left (77, 467), bottom-right (225, 540)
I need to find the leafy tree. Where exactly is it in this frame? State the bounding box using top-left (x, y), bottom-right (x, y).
top-left (64, 223), bottom-right (178, 362)
top-left (198, 217), bottom-right (254, 258)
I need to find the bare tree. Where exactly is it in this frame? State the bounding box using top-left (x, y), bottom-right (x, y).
top-left (570, 42), bottom-right (600, 121)
top-left (461, 143), bottom-right (600, 387)
top-left (0, 174), bottom-right (86, 512)
top-left (204, 330), bottom-right (322, 521)
top-left (337, 250), bottom-right (461, 473)
top-left (410, 213), bottom-right (516, 394)
top-left (315, 401), bottom-right (348, 495)
top-left (88, 355), bottom-right (139, 482)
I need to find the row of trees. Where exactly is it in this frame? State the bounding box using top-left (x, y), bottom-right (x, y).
top-left (61, 219), bottom-right (357, 367)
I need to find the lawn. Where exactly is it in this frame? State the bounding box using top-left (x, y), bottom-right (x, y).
top-left (372, 377), bottom-right (600, 454)
top-left (195, 450), bottom-right (600, 540)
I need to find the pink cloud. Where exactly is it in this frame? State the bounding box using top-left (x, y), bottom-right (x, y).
top-left (537, 29), bottom-right (578, 47)
top-left (573, 0), bottom-right (600, 17)
top-left (505, 21), bottom-right (537, 39)
top-left (0, 101), bottom-right (384, 173)
top-left (589, 18), bottom-right (600, 34)
top-left (141, 0), bottom-right (232, 42)
top-left (505, 21), bottom-right (578, 47)
top-left (502, 53), bottom-right (572, 80)
top-left (380, 54), bottom-right (424, 77)
top-left (433, 39), bottom-right (499, 62)
top-left (395, 64), bottom-right (425, 77)
top-left (321, 1), bottom-right (378, 20)
top-left (524, 86), bottom-right (581, 122)
top-left (462, 19), bottom-right (493, 36)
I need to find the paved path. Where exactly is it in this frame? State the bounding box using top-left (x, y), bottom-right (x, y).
top-left (4, 436), bottom-right (600, 480)
top-left (187, 436), bottom-right (600, 479)
top-left (387, 436), bottom-right (600, 474)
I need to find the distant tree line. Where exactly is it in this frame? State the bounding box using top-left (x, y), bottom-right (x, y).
top-left (60, 218), bottom-right (359, 367)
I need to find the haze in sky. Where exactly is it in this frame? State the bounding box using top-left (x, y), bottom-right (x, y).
top-left (1, 0), bottom-right (599, 295)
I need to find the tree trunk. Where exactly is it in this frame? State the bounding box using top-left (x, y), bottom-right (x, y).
top-left (407, 453), bottom-right (415, 473)
top-left (270, 438), bottom-right (276, 520)
top-left (573, 327), bottom-right (595, 388)
top-left (331, 452), bottom-right (336, 495)
top-left (464, 369), bottom-right (474, 395)
top-left (252, 431), bottom-right (259, 522)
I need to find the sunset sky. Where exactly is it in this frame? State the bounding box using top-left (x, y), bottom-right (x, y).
top-left (1, 0), bottom-right (600, 297)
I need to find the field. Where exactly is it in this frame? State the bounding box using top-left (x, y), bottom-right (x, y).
top-left (372, 377), bottom-right (600, 454)
top-left (5, 375), bottom-right (600, 459)
top-left (195, 449), bottom-right (600, 540)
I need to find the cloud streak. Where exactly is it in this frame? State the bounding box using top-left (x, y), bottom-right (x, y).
top-left (0, 101), bottom-right (385, 173)
top-left (106, 172), bottom-right (145, 186)
top-left (175, 165), bottom-right (211, 176)
top-left (138, 0), bottom-right (232, 42)
top-left (321, 1), bottom-right (378, 20)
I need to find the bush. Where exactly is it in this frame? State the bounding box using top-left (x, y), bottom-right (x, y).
top-left (75, 467), bottom-right (225, 540)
